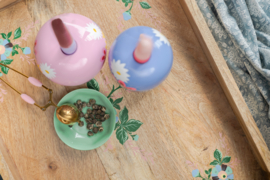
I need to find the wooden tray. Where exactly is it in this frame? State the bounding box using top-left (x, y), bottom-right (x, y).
top-left (180, 0), bottom-right (270, 173)
top-left (0, 0), bottom-right (267, 179)
top-left (0, 0), bottom-right (21, 11)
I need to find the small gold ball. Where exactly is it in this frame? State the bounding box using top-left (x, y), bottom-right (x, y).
top-left (56, 104), bottom-right (80, 124)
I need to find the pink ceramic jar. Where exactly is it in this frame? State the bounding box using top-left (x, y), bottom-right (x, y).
top-left (34, 13), bottom-right (106, 86)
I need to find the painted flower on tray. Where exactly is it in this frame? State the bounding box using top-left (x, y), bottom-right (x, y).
top-left (133, 135), bottom-right (139, 141)
top-left (40, 63), bottom-right (56, 79)
top-left (111, 59), bottom-right (130, 83)
top-left (123, 12), bottom-right (132, 21)
top-left (211, 165), bottom-right (234, 180)
top-left (85, 23), bottom-right (103, 41)
top-left (23, 47), bottom-right (31, 54)
top-left (189, 149), bottom-right (235, 180)
top-left (192, 169), bottom-right (201, 178)
top-left (152, 29), bottom-right (170, 46)
top-left (0, 39), bottom-right (12, 60)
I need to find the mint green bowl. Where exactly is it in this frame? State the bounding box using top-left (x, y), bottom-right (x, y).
top-left (54, 89), bottom-right (116, 150)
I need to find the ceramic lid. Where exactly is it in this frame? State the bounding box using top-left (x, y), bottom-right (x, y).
top-left (35, 13), bottom-right (106, 86)
top-left (108, 26), bottom-right (173, 91)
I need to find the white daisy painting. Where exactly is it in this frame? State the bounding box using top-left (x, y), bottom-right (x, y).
top-left (152, 29), bottom-right (170, 46)
top-left (40, 63), bottom-right (56, 79)
top-left (85, 23), bottom-right (103, 41)
top-left (111, 59), bottom-right (130, 83)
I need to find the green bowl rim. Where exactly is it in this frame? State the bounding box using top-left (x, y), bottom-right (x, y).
top-left (53, 88), bottom-right (116, 151)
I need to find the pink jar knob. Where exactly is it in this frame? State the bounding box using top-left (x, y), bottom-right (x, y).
top-left (133, 34), bottom-right (153, 64)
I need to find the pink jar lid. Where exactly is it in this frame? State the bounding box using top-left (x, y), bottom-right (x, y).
top-left (35, 13), bottom-right (106, 86)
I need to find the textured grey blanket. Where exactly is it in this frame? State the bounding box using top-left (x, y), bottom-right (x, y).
top-left (196, 0), bottom-right (270, 149)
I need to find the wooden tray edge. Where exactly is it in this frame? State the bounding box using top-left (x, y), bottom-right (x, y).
top-left (180, 0), bottom-right (270, 173)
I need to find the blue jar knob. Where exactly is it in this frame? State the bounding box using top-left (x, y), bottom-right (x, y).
top-left (108, 26), bottom-right (173, 91)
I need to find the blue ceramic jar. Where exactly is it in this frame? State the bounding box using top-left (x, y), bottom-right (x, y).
top-left (108, 26), bottom-right (173, 91)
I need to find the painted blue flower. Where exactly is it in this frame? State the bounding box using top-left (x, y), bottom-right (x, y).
top-left (0, 39), bottom-right (12, 61)
top-left (211, 164), bottom-right (234, 180)
top-left (123, 12), bottom-right (132, 21)
top-left (0, 72), bottom-right (2, 77)
top-left (133, 135), bottom-right (139, 141)
top-left (23, 47), bottom-right (31, 55)
top-left (115, 116), bottom-right (119, 123)
top-left (192, 169), bottom-right (201, 178)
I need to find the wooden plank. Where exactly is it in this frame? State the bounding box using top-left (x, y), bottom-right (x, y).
top-left (0, 135), bottom-right (21, 180)
top-left (0, 0), bottom-right (20, 11)
top-left (180, 0), bottom-right (270, 173)
top-left (0, 0), bottom-right (266, 179)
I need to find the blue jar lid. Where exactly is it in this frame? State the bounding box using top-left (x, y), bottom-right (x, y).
top-left (108, 26), bottom-right (173, 91)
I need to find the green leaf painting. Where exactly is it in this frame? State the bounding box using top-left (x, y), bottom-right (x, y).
top-left (110, 97), bottom-right (123, 110)
top-left (12, 49), bottom-right (18, 56)
top-left (214, 149), bottom-right (222, 162)
top-left (122, 0), bottom-right (132, 3)
top-left (119, 106), bottom-right (129, 124)
top-left (13, 44), bottom-right (19, 49)
top-left (139, 2), bottom-right (151, 9)
top-left (2, 59), bottom-right (13, 65)
top-left (1, 33), bottom-right (6, 39)
top-left (13, 27), bottom-right (22, 39)
top-left (221, 156), bottom-right (231, 164)
top-left (115, 122), bottom-right (121, 130)
top-left (87, 79), bottom-right (143, 145)
top-left (131, 134), bottom-right (137, 140)
top-left (122, 119), bottom-right (143, 132)
top-left (209, 160), bottom-right (219, 166)
top-left (87, 79), bottom-right (100, 91)
top-left (116, 106), bottom-right (143, 144)
top-left (116, 127), bottom-right (129, 145)
top-left (114, 97), bottom-right (123, 104)
top-left (7, 32), bottom-right (12, 38)
top-left (0, 59), bottom-right (13, 74)
top-left (109, 98), bottom-right (113, 104)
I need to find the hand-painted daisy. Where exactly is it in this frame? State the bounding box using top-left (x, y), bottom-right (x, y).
top-left (0, 39), bottom-right (12, 60)
top-left (211, 164), bottom-right (234, 180)
top-left (111, 59), bottom-right (130, 83)
top-left (85, 23), bottom-right (103, 41)
top-left (152, 29), bottom-right (170, 46)
top-left (40, 63), bottom-right (56, 79)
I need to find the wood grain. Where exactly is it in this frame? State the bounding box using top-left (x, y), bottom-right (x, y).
top-left (0, 135), bottom-right (17, 180)
top-left (0, 0), bottom-right (20, 10)
top-left (0, 0), bottom-right (265, 179)
top-left (180, 0), bottom-right (270, 173)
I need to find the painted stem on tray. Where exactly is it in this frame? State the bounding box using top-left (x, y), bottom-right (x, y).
top-left (107, 85), bottom-right (122, 99)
